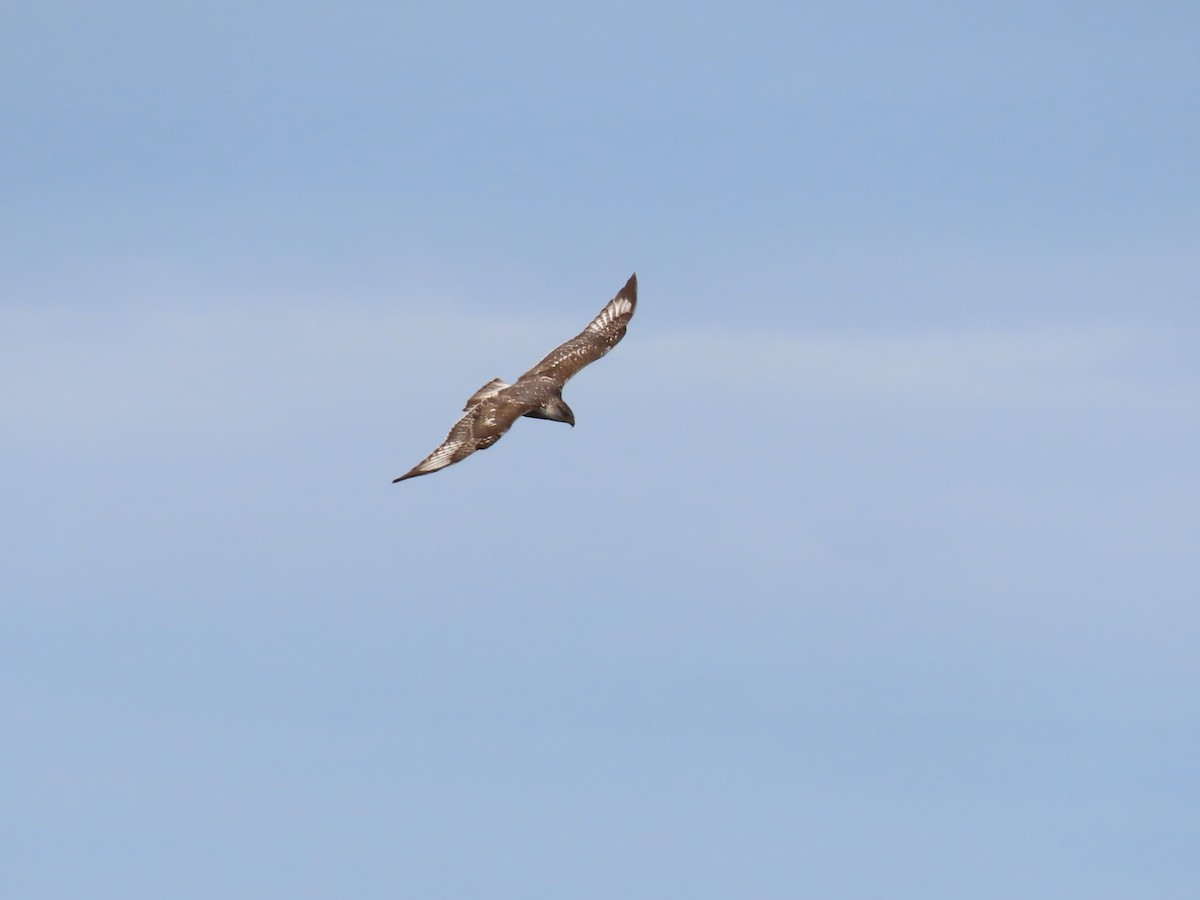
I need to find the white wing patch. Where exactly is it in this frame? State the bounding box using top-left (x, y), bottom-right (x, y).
top-left (586, 296), bottom-right (634, 334)
top-left (416, 440), bottom-right (462, 472)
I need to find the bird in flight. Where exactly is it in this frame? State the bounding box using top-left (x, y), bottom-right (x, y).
top-left (393, 273), bottom-right (638, 483)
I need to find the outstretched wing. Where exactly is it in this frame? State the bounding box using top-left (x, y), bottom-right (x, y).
top-left (520, 273), bottom-right (637, 387)
top-left (392, 395), bottom-right (529, 482)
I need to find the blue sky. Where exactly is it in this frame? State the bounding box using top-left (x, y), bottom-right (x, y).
top-left (3, 2), bottom-right (1198, 897)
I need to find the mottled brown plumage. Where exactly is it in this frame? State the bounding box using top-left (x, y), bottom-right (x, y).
top-left (393, 274), bottom-right (637, 483)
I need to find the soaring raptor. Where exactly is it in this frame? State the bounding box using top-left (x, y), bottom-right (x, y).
top-left (393, 274), bottom-right (638, 483)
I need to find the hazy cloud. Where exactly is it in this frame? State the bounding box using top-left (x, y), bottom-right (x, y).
top-left (2, 298), bottom-right (1186, 457)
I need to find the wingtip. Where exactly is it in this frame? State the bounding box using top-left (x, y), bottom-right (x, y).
top-left (394, 466), bottom-right (435, 483)
top-left (620, 272), bottom-right (637, 303)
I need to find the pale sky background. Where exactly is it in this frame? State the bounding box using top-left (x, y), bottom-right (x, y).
top-left (3, 3), bottom-right (1199, 898)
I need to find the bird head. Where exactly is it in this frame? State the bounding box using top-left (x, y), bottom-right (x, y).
top-left (551, 397), bottom-right (576, 427)
top-left (526, 396), bottom-right (575, 427)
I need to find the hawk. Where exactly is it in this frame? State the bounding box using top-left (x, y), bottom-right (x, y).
top-left (393, 273), bottom-right (638, 483)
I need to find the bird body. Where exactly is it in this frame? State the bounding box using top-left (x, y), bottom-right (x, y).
top-left (393, 274), bottom-right (637, 483)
